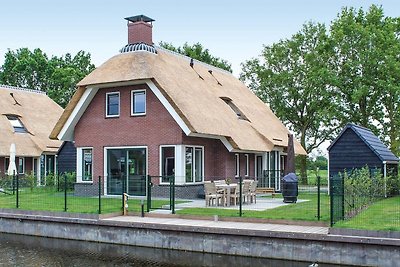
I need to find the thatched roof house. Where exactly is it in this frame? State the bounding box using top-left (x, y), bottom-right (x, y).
top-left (0, 85), bottom-right (63, 179)
top-left (50, 15), bottom-right (305, 196)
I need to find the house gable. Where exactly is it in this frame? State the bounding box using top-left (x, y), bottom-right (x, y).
top-left (74, 83), bottom-right (184, 148)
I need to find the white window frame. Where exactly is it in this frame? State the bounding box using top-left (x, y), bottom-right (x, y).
top-left (245, 154), bottom-right (249, 177)
top-left (82, 148), bottom-right (93, 182)
top-left (159, 145), bottom-right (177, 185)
top-left (131, 89), bottom-right (146, 116)
top-left (106, 92), bottom-right (120, 118)
top-left (103, 145), bottom-right (148, 196)
top-left (77, 147), bottom-right (94, 183)
top-left (184, 145), bottom-right (204, 184)
top-left (235, 153), bottom-right (240, 177)
top-left (18, 157), bottom-right (25, 174)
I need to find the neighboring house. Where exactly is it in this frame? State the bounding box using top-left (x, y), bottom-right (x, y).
top-left (50, 15), bottom-right (306, 198)
top-left (328, 123), bottom-right (399, 178)
top-left (0, 85), bottom-right (63, 183)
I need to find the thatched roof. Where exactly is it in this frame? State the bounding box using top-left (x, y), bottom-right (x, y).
top-left (0, 85), bottom-right (63, 157)
top-left (51, 47), bottom-right (306, 155)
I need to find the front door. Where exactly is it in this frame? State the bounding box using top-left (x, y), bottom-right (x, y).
top-left (107, 148), bottom-right (146, 196)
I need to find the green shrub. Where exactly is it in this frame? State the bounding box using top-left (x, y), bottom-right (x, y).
top-left (45, 173), bottom-right (56, 188)
top-left (24, 171), bottom-right (36, 192)
top-left (386, 175), bottom-right (400, 196)
top-left (342, 167), bottom-right (385, 218)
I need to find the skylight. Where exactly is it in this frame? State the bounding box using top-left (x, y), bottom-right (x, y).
top-left (6, 115), bottom-right (27, 133)
top-left (220, 97), bottom-right (250, 122)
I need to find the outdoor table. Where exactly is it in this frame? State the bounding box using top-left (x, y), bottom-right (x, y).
top-left (216, 183), bottom-right (237, 207)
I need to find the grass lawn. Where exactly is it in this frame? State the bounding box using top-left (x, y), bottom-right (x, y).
top-left (177, 193), bottom-right (330, 222)
top-left (300, 169), bottom-right (328, 185)
top-left (334, 196), bottom-right (400, 231)
top-left (0, 189), bottom-right (175, 214)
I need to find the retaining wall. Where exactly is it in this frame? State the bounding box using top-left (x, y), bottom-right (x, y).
top-left (0, 212), bottom-right (398, 266)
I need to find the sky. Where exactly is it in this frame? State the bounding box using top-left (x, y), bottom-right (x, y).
top-left (1, 0), bottom-right (399, 76)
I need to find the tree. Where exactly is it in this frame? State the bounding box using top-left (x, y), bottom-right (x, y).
top-left (240, 22), bottom-right (338, 184)
top-left (330, 5), bottom-right (400, 153)
top-left (0, 48), bottom-right (51, 90)
top-left (0, 48), bottom-right (95, 108)
top-left (159, 41), bottom-right (232, 72)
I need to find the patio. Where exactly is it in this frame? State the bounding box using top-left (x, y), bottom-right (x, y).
top-left (157, 196), bottom-right (308, 212)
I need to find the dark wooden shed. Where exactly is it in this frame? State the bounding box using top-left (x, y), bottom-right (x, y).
top-left (328, 123), bottom-right (399, 178)
top-left (57, 141), bottom-right (76, 174)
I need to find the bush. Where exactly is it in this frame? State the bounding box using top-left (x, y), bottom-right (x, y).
top-left (386, 175), bottom-right (400, 196)
top-left (45, 173), bottom-right (57, 188)
top-left (24, 171), bottom-right (36, 192)
top-left (58, 172), bottom-right (76, 191)
top-left (342, 167), bottom-right (385, 218)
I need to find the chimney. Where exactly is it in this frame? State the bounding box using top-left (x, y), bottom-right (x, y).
top-left (125, 15), bottom-right (155, 45)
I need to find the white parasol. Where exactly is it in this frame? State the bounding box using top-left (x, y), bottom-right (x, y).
top-left (7, 143), bottom-right (17, 176)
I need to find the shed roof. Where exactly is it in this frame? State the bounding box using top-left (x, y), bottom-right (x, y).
top-left (0, 85), bottom-right (63, 157)
top-left (51, 47), bottom-right (306, 155)
top-left (328, 123), bottom-right (399, 163)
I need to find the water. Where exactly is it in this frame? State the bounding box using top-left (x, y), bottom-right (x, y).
top-left (0, 233), bottom-right (340, 267)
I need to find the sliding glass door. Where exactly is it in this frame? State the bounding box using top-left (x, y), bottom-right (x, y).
top-left (107, 148), bottom-right (146, 196)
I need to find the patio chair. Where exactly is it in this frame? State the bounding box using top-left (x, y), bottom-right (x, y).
top-left (229, 183), bottom-right (241, 206)
top-left (242, 180), bottom-right (251, 204)
top-left (213, 180), bottom-right (226, 186)
top-left (249, 180), bottom-right (258, 203)
top-left (204, 181), bottom-right (223, 207)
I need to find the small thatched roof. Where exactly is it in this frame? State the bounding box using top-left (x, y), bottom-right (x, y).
top-left (0, 85), bottom-right (63, 157)
top-left (51, 47), bottom-right (306, 155)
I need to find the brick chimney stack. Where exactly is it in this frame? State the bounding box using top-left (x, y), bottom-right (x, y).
top-left (125, 15), bottom-right (155, 45)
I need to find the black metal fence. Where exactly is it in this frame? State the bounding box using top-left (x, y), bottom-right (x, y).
top-left (330, 168), bottom-right (400, 230)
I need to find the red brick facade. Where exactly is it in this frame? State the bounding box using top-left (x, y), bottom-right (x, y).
top-left (74, 84), bottom-right (256, 184)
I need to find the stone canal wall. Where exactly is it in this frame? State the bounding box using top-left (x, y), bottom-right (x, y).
top-left (0, 211), bottom-right (398, 267)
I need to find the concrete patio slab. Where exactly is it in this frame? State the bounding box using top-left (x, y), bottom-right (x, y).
top-left (170, 197), bottom-right (308, 211)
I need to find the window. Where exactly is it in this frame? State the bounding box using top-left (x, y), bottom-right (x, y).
top-left (160, 146), bottom-right (175, 184)
top-left (235, 154), bottom-right (240, 177)
top-left (185, 146), bottom-right (204, 183)
top-left (106, 92), bottom-right (120, 117)
top-left (6, 115), bottom-right (27, 133)
top-left (131, 90), bottom-right (146, 115)
top-left (18, 157), bottom-right (25, 174)
top-left (220, 97), bottom-right (249, 121)
top-left (82, 149), bottom-right (93, 181)
top-left (4, 157), bottom-right (9, 174)
top-left (245, 154), bottom-right (249, 177)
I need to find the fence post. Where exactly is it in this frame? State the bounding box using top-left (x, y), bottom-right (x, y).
top-left (329, 176), bottom-right (333, 226)
top-left (147, 175), bottom-right (151, 212)
top-left (15, 172), bottom-right (19, 208)
top-left (12, 172), bottom-right (15, 195)
top-left (171, 176), bottom-right (175, 214)
top-left (121, 174), bottom-right (125, 212)
top-left (98, 176), bottom-right (102, 214)
top-left (341, 176), bottom-right (345, 220)
top-left (239, 176), bottom-right (243, 217)
top-left (317, 175), bottom-right (321, 221)
top-left (64, 173), bottom-right (67, 212)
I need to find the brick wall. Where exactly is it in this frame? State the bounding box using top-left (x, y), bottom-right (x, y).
top-left (74, 84), bottom-right (256, 193)
top-left (75, 84), bottom-right (184, 182)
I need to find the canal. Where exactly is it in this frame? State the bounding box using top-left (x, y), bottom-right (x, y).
top-left (0, 233), bottom-right (341, 266)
